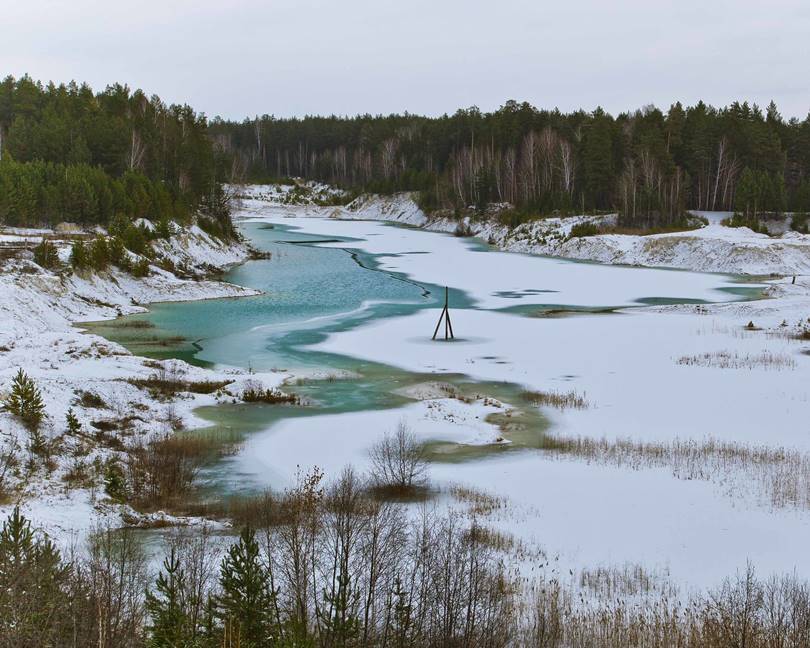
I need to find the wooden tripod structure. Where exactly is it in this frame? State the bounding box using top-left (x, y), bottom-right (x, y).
top-left (432, 286), bottom-right (455, 340)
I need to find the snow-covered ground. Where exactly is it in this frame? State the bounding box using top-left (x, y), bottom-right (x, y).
top-left (7, 185), bottom-right (810, 595)
top-left (0, 225), bottom-right (290, 541)
top-left (244, 188), bottom-right (810, 275)
top-left (231, 191), bottom-right (810, 593)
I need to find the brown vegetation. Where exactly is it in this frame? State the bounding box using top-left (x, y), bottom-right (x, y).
top-left (123, 430), bottom-right (241, 511)
top-left (127, 372), bottom-right (232, 399)
top-left (241, 385), bottom-right (300, 404)
top-left (521, 389), bottom-right (589, 410)
top-left (367, 422), bottom-right (428, 499)
top-left (677, 350), bottom-right (796, 370)
top-left (539, 433), bottom-right (810, 511)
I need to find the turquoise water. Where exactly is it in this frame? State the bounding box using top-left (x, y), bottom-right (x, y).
top-left (86, 219), bottom-right (766, 487)
top-left (101, 222), bottom-right (471, 372)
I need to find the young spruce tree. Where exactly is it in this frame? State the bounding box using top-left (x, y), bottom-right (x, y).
top-left (217, 525), bottom-right (277, 647)
top-left (4, 368), bottom-right (45, 431)
top-left (146, 547), bottom-right (192, 647)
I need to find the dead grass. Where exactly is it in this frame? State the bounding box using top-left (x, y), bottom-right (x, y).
top-left (677, 350), bottom-right (796, 370)
top-left (522, 566), bottom-right (810, 647)
top-left (521, 389), bottom-right (589, 410)
top-left (127, 374), bottom-right (232, 399)
top-left (463, 522), bottom-right (515, 553)
top-left (450, 484), bottom-right (507, 516)
top-left (125, 428), bottom-right (242, 512)
top-left (540, 434), bottom-right (810, 511)
top-left (578, 563), bottom-right (678, 600)
top-left (76, 390), bottom-right (108, 409)
top-left (115, 320), bottom-right (155, 329)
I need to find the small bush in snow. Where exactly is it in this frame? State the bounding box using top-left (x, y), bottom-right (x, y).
top-left (568, 221), bottom-right (601, 239)
top-left (65, 408), bottom-right (82, 436)
top-left (368, 421), bottom-right (428, 497)
top-left (131, 257), bottom-right (150, 277)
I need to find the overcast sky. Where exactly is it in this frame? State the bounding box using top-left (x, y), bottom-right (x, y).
top-left (4, 0), bottom-right (810, 120)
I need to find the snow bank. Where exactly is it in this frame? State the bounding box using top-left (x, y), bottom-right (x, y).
top-left (344, 193), bottom-right (428, 226)
top-left (324, 191), bottom-right (810, 276)
top-left (0, 226), bottom-right (288, 541)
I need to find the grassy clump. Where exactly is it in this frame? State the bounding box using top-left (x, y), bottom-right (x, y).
top-left (76, 390), bottom-right (107, 409)
top-left (127, 374), bottom-right (232, 399)
top-left (241, 386), bottom-right (299, 405)
top-left (124, 429), bottom-right (241, 511)
top-left (568, 221), bottom-right (601, 238)
top-left (677, 350), bottom-right (796, 370)
top-left (521, 389), bottom-right (589, 410)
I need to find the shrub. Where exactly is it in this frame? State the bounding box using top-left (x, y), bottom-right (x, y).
top-left (131, 257), bottom-right (150, 277)
top-left (155, 218), bottom-right (172, 239)
top-left (122, 223), bottom-right (148, 255)
top-left (89, 236), bottom-right (110, 270)
top-left (568, 221), bottom-right (601, 238)
top-left (104, 461), bottom-right (127, 502)
top-left (128, 374), bottom-right (231, 399)
top-left (125, 433), bottom-right (232, 510)
top-left (107, 236), bottom-right (131, 270)
top-left (65, 408), bottom-right (82, 436)
top-left (76, 390), bottom-right (107, 409)
top-left (70, 240), bottom-right (89, 269)
top-left (241, 384), bottom-right (299, 404)
top-left (368, 421), bottom-right (428, 495)
top-left (3, 368), bottom-right (45, 431)
top-left (791, 212), bottom-right (809, 233)
top-left (33, 239), bottom-right (59, 269)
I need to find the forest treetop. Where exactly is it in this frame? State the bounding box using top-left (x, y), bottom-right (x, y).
top-left (2, 74), bottom-right (809, 232)
top-left (211, 98), bottom-right (810, 229)
top-left (0, 75), bottom-right (231, 235)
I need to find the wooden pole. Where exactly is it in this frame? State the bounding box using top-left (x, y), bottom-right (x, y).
top-left (432, 287), bottom-right (455, 340)
top-left (432, 305), bottom-right (445, 340)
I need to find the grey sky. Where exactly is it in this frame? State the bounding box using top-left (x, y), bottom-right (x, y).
top-left (4, 0), bottom-right (810, 120)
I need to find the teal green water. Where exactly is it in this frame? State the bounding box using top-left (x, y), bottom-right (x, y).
top-left (92, 222), bottom-right (472, 373)
top-left (85, 219), bottom-right (766, 492)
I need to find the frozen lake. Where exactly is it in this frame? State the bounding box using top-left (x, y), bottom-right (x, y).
top-left (96, 206), bottom-right (810, 592)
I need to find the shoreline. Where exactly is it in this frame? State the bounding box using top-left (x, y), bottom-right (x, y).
top-left (0, 225), bottom-right (291, 539)
top-left (3, 187), bottom-right (810, 598)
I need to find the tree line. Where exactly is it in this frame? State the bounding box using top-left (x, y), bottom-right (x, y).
top-left (0, 75), bottom-right (231, 234)
top-left (210, 100), bottom-right (810, 229)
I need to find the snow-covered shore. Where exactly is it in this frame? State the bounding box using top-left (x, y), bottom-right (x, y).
top-left (6, 184), bottom-right (810, 594)
top-left (242, 185), bottom-right (810, 276)
top-left (0, 225), bottom-right (289, 540)
top-left (233, 187), bottom-right (810, 592)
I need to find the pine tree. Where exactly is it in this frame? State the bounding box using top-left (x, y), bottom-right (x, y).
top-left (0, 507), bottom-right (72, 644)
top-left (321, 570), bottom-right (361, 647)
top-left (146, 547), bottom-right (192, 647)
top-left (217, 526), bottom-right (277, 648)
top-left (4, 368), bottom-right (45, 431)
top-left (65, 408), bottom-right (81, 436)
top-left (33, 238), bottom-right (59, 269)
top-left (103, 460), bottom-right (127, 503)
top-left (70, 240), bottom-right (89, 269)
